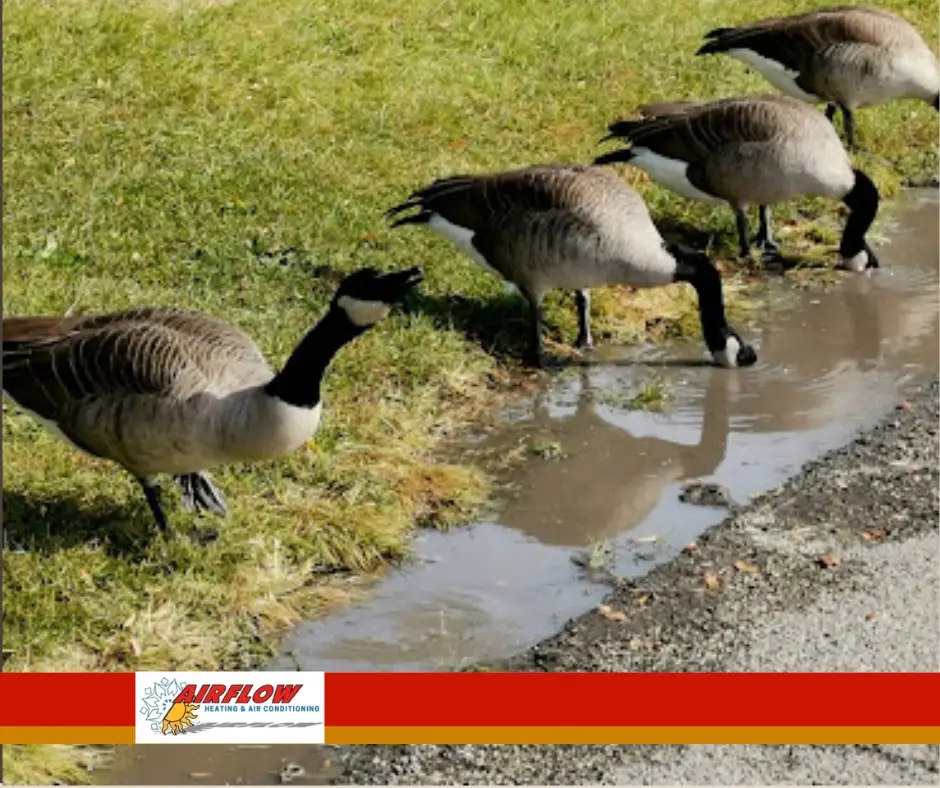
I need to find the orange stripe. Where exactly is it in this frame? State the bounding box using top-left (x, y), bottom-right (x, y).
top-left (0, 726), bottom-right (136, 744)
top-left (325, 726), bottom-right (940, 745)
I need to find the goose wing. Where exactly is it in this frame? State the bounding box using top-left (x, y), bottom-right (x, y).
top-left (385, 164), bottom-right (620, 265)
top-left (605, 96), bottom-right (785, 164)
top-left (2, 309), bottom-right (268, 424)
top-left (386, 165), bottom-right (593, 232)
top-left (697, 7), bottom-right (895, 69)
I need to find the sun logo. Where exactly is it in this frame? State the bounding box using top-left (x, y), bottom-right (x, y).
top-left (161, 699), bottom-right (200, 735)
top-left (139, 677), bottom-right (200, 736)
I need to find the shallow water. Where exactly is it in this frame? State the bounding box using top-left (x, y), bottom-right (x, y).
top-left (102, 189), bottom-right (938, 784)
top-left (272, 187), bottom-right (939, 673)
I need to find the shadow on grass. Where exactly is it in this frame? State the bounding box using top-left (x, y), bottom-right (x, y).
top-left (1, 488), bottom-right (159, 559)
top-left (402, 290), bottom-right (536, 364)
top-left (401, 290), bottom-right (728, 371)
top-left (653, 213), bottom-right (721, 250)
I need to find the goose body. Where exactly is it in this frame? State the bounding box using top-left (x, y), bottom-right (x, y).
top-left (595, 95), bottom-right (881, 271)
top-left (386, 164), bottom-right (756, 369)
top-left (2, 267), bottom-right (422, 533)
top-left (696, 5), bottom-right (940, 147)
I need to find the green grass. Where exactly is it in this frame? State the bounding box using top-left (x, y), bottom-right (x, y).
top-left (2, 0), bottom-right (936, 782)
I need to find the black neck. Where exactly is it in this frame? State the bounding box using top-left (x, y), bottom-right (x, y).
top-left (670, 247), bottom-right (730, 353)
top-left (264, 305), bottom-right (364, 408)
top-left (840, 169), bottom-right (879, 258)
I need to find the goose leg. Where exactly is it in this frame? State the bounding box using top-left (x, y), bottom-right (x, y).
top-left (523, 292), bottom-right (549, 368)
top-left (138, 478), bottom-right (169, 532)
top-left (734, 208), bottom-right (752, 259)
top-left (175, 472), bottom-right (228, 516)
top-left (825, 103), bottom-right (838, 123)
top-left (756, 205), bottom-right (782, 261)
top-left (574, 290), bottom-right (594, 350)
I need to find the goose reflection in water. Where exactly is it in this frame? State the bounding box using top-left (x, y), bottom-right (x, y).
top-left (496, 366), bottom-right (735, 547)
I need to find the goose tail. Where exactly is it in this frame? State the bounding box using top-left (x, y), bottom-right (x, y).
top-left (592, 148), bottom-right (636, 167)
top-left (696, 31), bottom-right (744, 56)
top-left (384, 175), bottom-right (477, 227)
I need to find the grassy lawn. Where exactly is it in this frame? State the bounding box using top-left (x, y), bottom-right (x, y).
top-left (2, 0), bottom-right (936, 782)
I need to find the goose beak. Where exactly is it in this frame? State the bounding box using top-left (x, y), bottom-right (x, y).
top-left (372, 266), bottom-right (423, 305)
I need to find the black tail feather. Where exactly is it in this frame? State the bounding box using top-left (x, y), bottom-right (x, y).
top-left (384, 175), bottom-right (477, 223)
top-left (593, 148), bottom-right (636, 167)
top-left (696, 38), bottom-right (733, 56)
top-left (384, 199), bottom-right (423, 219)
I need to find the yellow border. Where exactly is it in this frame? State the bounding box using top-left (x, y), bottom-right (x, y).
top-left (1, 725), bottom-right (937, 745)
top-left (325, 726), bottom-right (940, 745)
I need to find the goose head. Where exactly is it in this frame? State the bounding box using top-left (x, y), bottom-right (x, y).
top-left (668, 243), bottom-right (758, 369)
top-left (333, 266), bottom-right (423, 328)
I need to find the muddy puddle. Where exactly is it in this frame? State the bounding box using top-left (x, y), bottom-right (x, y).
top-left (101, 189), bottom-right (937, 784)
top-left (272, 187), bottom-right (939, 673)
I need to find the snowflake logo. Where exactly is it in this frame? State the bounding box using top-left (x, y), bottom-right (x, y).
top-left (139, 677), bottom-right (188, 732)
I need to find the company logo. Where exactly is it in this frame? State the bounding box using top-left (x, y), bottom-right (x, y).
top-left (136, 674), bottom-right (324, 740)
top-left (139, 677), bottom-right (199, 735)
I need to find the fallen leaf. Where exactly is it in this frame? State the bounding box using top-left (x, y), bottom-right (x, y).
top-left (628, 637), bottom-right (653, 650)
top-left (450, 138), bottom-right (468, 149)
top-left (596, 604), bottom-right (626, 621)
top-left (682, 542), bottom-right (697, 553)
top-left (634, 535), bottom-right (661, 544)
top-left (817, 554), bottom-right (841, 568)
top-left (864, 612), bottom-right (875, 621)
top-left (897, 400), bottom-right (914, 411)
top-left (361, 231), bottom-right (380, 243)
top-left (862, 529), bottom-right (885, 542)
top-left (704, 573), bottom-right (720, 590)
top-left (634, 594), bottom-right (650, 606)
top-left (734, 559), bottom-right (759, 574)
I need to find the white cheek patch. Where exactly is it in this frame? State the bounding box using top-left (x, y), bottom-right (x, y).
top-left (712, 335), bottom-right (741, 369)
top-left (337, 295), bottom-right (391, 327)
top-left (840, 250), bottom-right (869, 273)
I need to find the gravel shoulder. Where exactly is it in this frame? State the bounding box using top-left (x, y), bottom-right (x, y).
top-left (336, 377), bottom-right (940, 785)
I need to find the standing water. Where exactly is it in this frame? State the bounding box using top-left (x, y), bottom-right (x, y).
top-left (103, 189), bottom-right (938, 784)
top-left (272, 188), bottom-right (939, 672)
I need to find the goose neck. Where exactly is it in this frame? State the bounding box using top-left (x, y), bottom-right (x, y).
top-left (840, 169), bottom-right (879, 259)
top-left (671, 251), bottom-right (730, 353)
top-left (264, 306), bottom-right (362, 408)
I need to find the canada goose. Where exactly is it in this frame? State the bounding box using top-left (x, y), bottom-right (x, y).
top-left (385, 164), bottom-right (757, 370)
top-left (695, 4), bottom-right (940, 149)
top-left (2, 266), bottom-right (422, 534)
top-left (594, 94), bottom-right (881, 271)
